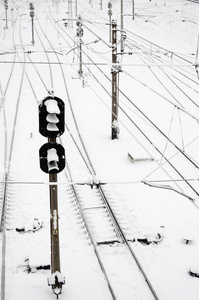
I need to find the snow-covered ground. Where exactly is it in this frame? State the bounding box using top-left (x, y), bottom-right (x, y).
top-left (1, 0), bottom-right (199, 299)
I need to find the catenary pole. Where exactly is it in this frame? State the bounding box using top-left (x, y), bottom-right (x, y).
top-left (121, 0), bottom-right (124, 52)
top-left (108, 2), bottom-right (112, 43)
top-left (4, 0), bottom-right (8, 29)
top-left (111, 21), bottom-right (119, 139)
top-left (29, 3), bottom-right (35, 45)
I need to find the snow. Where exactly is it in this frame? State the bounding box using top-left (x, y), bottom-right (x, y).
top-left (47, 148), bottom-right (59, 171)
top-left (1, 0), bottom-right (199, 299)
top-left (45, 99), bottom-right (60, 114)
top-left (52, 209), bottom-right (58, 231)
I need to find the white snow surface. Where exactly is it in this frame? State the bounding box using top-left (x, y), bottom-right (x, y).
top-left (1, 0), bottom-right (199, 299)
top-left (45, 99), bottom-right (60, 114)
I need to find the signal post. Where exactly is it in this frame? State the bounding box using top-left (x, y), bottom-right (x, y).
top-left (48, 137), bottom-right (60, 276)
top-left (39, 96), bottom-right (65, 298)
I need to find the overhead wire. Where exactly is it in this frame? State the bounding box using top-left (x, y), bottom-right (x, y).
top-left (46, 5), bottom-right (199, 199)
top-left (63, 21), bottom-right (199, 174)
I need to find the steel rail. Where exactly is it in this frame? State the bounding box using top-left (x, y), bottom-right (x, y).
top-left (0, 16), bottom-right (19, 300)
top-left (0, 13), bottom-right (26, 300)
top-left (10, 11), bottom-right (117, 300)
top-left (16, 7), bottom-right (199, 299)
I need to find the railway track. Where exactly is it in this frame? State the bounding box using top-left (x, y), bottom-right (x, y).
top-left (46, 5), bottom-right (199, 205)
top-left (0, 10), bottom-right (27, 299)
top-left (0, 5), bottom-right (55, 298)
top-left (70, 32), bottom-right (199, 197)
top-left (35, 12), bottom-right (163, 299)
top-left (1, 1), bottom-right (199, 299)
top-left (0, 6), bottom-right (160, 299)
top-left (52, 4), bottom-right (199, 300)
top-left (68, 8), bottom-right (198, 199)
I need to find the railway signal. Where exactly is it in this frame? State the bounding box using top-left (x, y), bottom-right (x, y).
top-left (38, 96), bottom-right (65, 298)
top-left (39, 142), bottom-right (65, 174)
top-left (39, 96), bottom-right (65, 138)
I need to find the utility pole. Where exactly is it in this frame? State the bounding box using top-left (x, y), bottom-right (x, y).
top-left (76, 15), bottom-right (83, 77)
top-left (121, 0), bottom-right (124, 52)
top-left (29, 3), bottom-right (35, 45)
top-left (68, 0), bottom-right (73, 28)
top-left (111, 20), bottom-right (119, 140)
top-left (79, 38), bottom-right (83, 77)
top-left (75, 0), bottom-right (77, 17)
top-left (108, 2), bottom-right (112, 43)
top-left (39, 96), bottom-right (65, 298)
top-left (132, 0), bottom-right (135, 20)
top-left (4, 0), bottom-right (8, 29)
